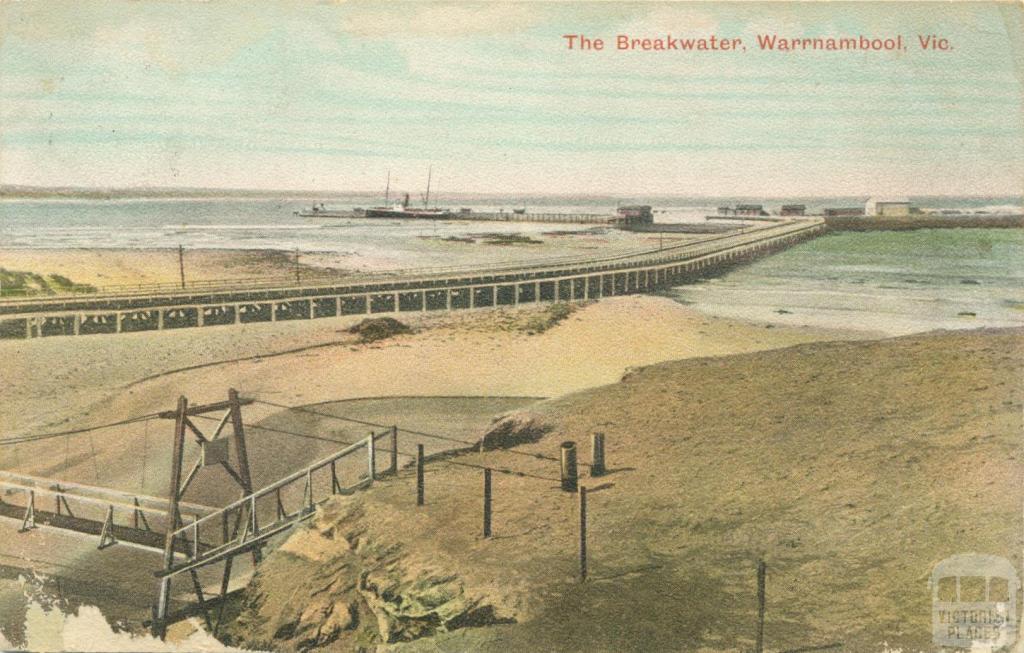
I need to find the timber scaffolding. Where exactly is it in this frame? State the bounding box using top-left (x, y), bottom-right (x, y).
top-left (0, 219), bottom-right (825, 339)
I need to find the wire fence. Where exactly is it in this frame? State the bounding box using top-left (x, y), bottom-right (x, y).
top-left (0, 413), bottom-right (163, 446)
top-left (0, 395), bottom-right (585, 486)
top-left (205, 405), bottom-right (564, 484)
top-left (251, 399), bottom-right (591, 471)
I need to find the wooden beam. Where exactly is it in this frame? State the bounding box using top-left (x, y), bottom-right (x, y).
top-left (157, 397), bottom-right (254, 420)
top-left (227, 388), bottom-right (258, 565)
top-left (154, 395), bottom-right (188, 638)
top-left (190, 570), bottom-right (213, 631)
top-left (177, 458), bottom-right (204, 498)
top-left (183, 418), bottom-right (208, 443)
top-left (211, 409), bottom-right (232, 440)
top-left (98, 505), bottom-right (117, 549)
top-left (227, 389), bottom-right (254, 496)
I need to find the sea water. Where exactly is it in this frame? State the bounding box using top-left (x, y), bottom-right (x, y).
top-left (666, 228), bottom-right (1024, 335)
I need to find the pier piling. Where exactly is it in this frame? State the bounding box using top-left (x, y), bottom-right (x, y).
top-left (416, 444), bottom-right (425, 506)
top-left (591, 433), bottom-right (606, 477)
top-left (579, 485), bottom-right (588, 581)
top-left (483, 468), bottom-right (492, 538)
top-left (389, 426), bottom-right (399, 475)
top-left (560, 441), bottom-right (578, 492)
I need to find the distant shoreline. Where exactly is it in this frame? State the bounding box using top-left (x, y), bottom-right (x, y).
top-left (0, 186), bottom-right (370, 201)
top-left (2, 185), bottom-right (1021, 203)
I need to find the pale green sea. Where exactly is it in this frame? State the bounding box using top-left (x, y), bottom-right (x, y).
top-left (666, 228), bottom-right (1024, 335)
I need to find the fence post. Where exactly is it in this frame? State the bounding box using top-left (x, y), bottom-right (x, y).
top-left (578, 485), bottom-right (587, 581)
top-left (591, 432), bottom-right (606, 477)
top-left (390, 426), bottom-right (399, 475)
top-left (756, 559), bottom-right (766, 653)
top-left (560, 441), bottom-right (578, 492)
top-left (250, 495), bottom-right (257, 536)
top-left (483, 468), bottom-right (492, 538)
top-left (416, 444), bottom-right (425, 506)
top-left (305, 468), bottom-right (314, 509)
top-left (367, 433), bottom-right (376, 482)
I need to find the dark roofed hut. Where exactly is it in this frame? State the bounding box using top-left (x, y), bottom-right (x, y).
top-left (615, 205), bottom-right (654, 225)
top-left (735, 204), bottom-right (766, 216)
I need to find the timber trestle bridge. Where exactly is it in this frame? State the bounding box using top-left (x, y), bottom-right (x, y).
top-left (0, 390), bottom-right (398, 638)
top-left (0, 219), bottom-right (825, 339)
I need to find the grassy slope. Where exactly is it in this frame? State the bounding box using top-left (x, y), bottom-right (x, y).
top-left (226, 328), bottom-right (1023, 652)
top-left (0, 267), bottom-right (96, 296)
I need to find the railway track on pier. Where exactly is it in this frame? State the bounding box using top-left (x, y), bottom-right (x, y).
top-left (0, 219), bottom-right (825, 339)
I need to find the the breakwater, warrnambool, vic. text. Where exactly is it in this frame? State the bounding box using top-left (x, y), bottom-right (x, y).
top-left (562, 34), bottom-right (953, 52)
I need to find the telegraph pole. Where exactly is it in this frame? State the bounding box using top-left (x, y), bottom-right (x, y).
top-left (178, 244), bottom-right (186, 289)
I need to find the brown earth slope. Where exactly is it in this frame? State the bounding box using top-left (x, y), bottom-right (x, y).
top-left (224, 328), bottom-right (1022, 652)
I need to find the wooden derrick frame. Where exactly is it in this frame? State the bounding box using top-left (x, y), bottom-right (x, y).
top-left (152, 388), bottom-right (255, 638)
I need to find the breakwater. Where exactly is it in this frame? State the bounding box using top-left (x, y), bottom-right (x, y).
top-left (825, 214), bottom-right (1023, 231)
top-left (0, 220), bottom-right (825, 339)
top-left (445, 211), bottom-right (616, 224)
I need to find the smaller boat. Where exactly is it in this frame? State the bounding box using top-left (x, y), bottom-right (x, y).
top-left (294, 203), bottom-right (354, 218)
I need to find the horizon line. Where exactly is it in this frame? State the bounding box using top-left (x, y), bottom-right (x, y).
top-left (1, 184), bottom-right (1020, 201)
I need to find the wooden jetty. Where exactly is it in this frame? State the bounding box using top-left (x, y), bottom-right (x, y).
top-left (0, 220), bottom-right (825, 340)
top-left (445, 211), bottom-right (617, 224)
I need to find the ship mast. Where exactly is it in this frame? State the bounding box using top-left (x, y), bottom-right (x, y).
top-left (424, 165), bottom-right (432, 209)
top-left (384, 169), bottom-right (390, 205)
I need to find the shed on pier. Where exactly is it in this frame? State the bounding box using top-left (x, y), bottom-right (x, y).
top-left (780, 204), bottom-right (806, 216)
top-left (614, 205), bottom-right (654, 225)
top-left (865, 197), bottom-right (911, 217)
top-left (734, 204), bottom-right (767, 217)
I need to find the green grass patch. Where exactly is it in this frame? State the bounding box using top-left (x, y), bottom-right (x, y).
top-left (0, 268), bottom-right (97, 297)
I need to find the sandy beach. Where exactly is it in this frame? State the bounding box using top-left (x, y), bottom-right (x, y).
top-left (0, 286), bottom-right (870, 640)
top-left (0, 294), bottom-right (866, 442)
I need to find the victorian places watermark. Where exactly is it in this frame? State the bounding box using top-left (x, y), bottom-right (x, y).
top-left (931, 554), bottom-right (1019, 652)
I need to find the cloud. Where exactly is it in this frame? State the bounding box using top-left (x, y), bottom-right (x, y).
top-left (337, 2), bottom-right (545, 38)
top-left (613, 4), bottom-right (720, 35)
top-left (1, 1), bottom-right (278, 75)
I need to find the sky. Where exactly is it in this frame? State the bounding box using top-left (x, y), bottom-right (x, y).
top-left (1, 1), bottom-right (1022, 197)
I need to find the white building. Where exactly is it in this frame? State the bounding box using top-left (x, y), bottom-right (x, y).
top-left (865, 197), bottom-right (912, 217)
